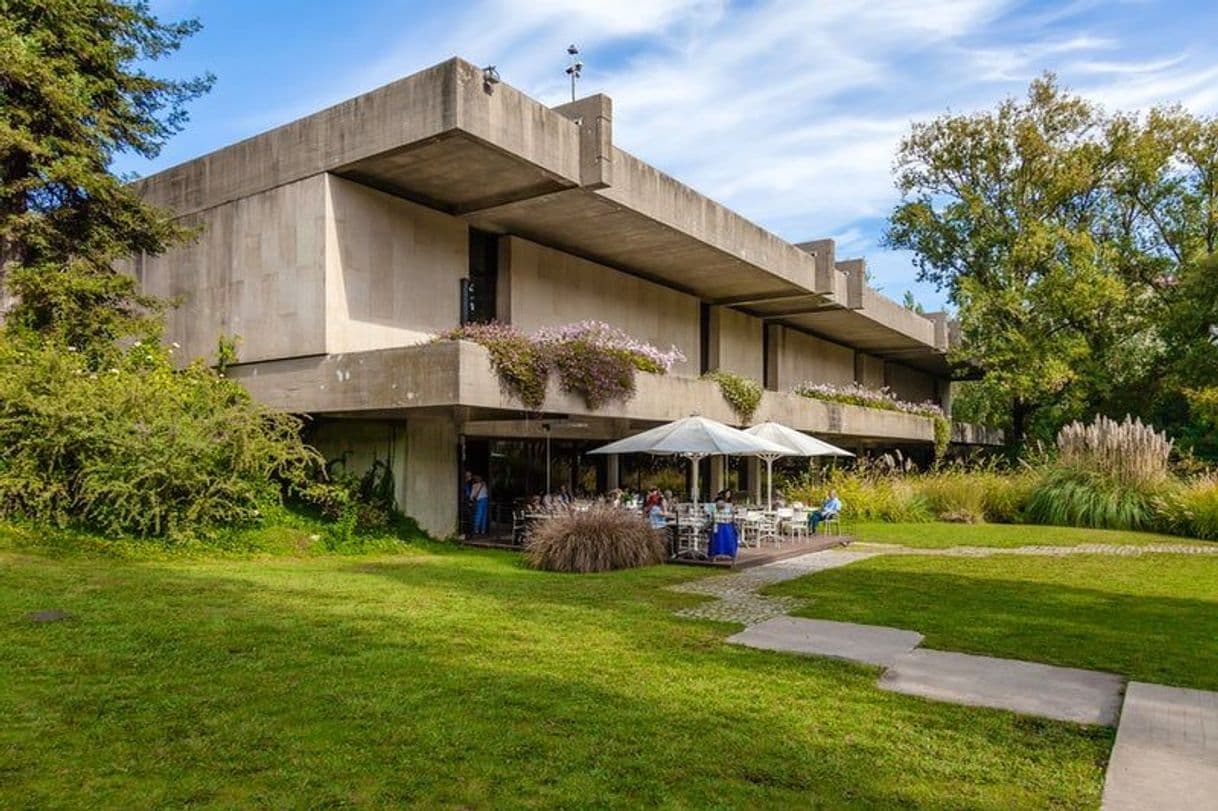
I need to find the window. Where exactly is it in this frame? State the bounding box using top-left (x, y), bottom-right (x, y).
top-left (762, 325), bottom-right (774, 390)
top-left (462, 229), bottom-right (499, 325)
top-left (699, 303), bottom-right (711, 374)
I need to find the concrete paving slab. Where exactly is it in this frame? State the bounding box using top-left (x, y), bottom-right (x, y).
top-left (1101, 682), bottom-right (1218, 810)
top-left (726, 616), bottom-right (923, 668)
top-left (879, 650), bottom-right (1125, 726)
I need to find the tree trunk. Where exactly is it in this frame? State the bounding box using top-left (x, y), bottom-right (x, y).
top-left (1009, 398), bottom-right (1032, 455)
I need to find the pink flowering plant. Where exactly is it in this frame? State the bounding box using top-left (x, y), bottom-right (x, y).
top-left (435, 320), bottom-right (685, 411)
top-left (796, 381), bottom-right (952, 459)
top-left (794, 381), bottom-right (945, 418)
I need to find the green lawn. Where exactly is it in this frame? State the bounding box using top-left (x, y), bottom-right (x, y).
top-left (850, 520), bottom-right (1197, 549)
top-left (0, 542), bottom-right (1112, 808)
top-left (769, 553), bottom-right (1218, 691)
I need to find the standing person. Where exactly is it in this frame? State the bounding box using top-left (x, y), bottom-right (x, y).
top-left (470, 475), bottom-right (490, 535)
top-left (808, 489), bottom-right (842, 533)
top-left (462, 470), bottom-right (473, 533)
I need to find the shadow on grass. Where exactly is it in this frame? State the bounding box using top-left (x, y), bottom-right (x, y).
top-left (1, 550), bottom-right (1111, 809)
top-left (769, 560), bottom-right (1218, 691)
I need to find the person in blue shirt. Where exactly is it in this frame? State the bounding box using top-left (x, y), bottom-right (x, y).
top-left (808, 489), bottom-right (842, 533)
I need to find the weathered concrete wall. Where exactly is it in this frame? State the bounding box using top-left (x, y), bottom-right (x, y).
top-left (406, 417), bottom-right (458, 538)
top-left (856, 353), bottom-right (886, 389)
top-left (325, 175), bottom-right (467, 353)
top-left (775, 327), bottom-right (855, 391)
top-left (136, 174), bottom-right (328, 364)
top-left (310, 418), bottom-right (408, 503)
top-left (506, 236), bottom-right (699, 376)
top-left (713, 307), bottom-right (764, 380)
top-left (886, 362), bottom-right (937, 404)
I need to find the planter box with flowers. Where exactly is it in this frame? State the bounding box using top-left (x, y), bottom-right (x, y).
top-left (434, 321), bottom-right (685, 412)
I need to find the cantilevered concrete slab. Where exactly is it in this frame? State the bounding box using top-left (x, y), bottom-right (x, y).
top-left (225, 340), bottom-right (1001, 446)
top-left (134, 55), bottom-right (955, 372)
top-left (879, 650), bottom-right (1125, 726)
top-left (1102, 682), bottom-right (1218, 810)
top-left (727, 617), bottom-right (924, 668)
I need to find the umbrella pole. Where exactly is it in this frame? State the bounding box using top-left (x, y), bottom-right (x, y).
top-left (767, 457), bottom-right (774, 511)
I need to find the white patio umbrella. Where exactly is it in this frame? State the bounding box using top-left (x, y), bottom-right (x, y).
top-left (744, 422), bottom-right (854, 509)
top-left (588, 415), bottom-right (788, 510)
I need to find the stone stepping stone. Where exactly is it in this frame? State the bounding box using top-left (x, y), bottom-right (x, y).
top-left (727, 616), bottom-right (923, 668)
top-left (879, 649), bottom-right (1125, 726)
top-left (1101, 682), bottom-right (1218, 810)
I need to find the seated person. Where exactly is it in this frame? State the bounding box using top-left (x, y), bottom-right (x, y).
top-left (807, 489), bottom-right (842, 532)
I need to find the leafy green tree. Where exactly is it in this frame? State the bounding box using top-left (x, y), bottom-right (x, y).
top-left (0, 0), bottom-right (212, 354)
top-left (887, 75), bottom-right (1217, 449)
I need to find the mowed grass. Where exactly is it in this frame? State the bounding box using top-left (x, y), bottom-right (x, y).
top-left (0, 545), bottom-right (1112, 808)
top-left (769, 552), bottom-right (1218, 691)
top-left (850, 521), bottom-right (1197, 549)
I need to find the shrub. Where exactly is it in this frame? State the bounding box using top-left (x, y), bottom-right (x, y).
top-left (978, 468), bottom-right (1040, 523)
top-left (436, 321), bottom-right (685, 412)
top-left (787, 468), bottom-right (931, 523)
top-left (437, 323), bottom-right (548, 409)
top-left (1056, 414), bottom-right (1172, 488)
top-left (702, 370), bottom-right (763, 424)
top-left (1026, 467), bottom-right (1158, 531)
top-left (525, 505), bottom-right (666, 573)
top-left (1155, 476), bottom-right (1218, 540)
top-left (919, 470), bottom-right (987, 523)
top-left (0, 334), bottom-right (321, 538)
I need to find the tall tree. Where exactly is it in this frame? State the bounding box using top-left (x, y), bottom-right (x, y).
top-left (886, 75), bottom-right (1216, 448)
top-left (0, 0), bottom-right (212, 352)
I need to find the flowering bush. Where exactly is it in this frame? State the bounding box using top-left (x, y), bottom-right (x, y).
top-left (796, 382), bottom-right (950, 460)
top-left (436, 323), bottom-right (548, 409)
top-left (794, 381), bottom-right (945, 419)
top-left (437, 321), bottom-right (685, 411)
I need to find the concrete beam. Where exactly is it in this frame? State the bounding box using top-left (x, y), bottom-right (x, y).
top-left (795, 238), bottom-right (836, 293)
top-left (552, 94), bottom-right (613, 190)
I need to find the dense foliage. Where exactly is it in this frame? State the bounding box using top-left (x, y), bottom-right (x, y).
top-left (887, 75), bottom-right (1218, 454)
top-left (789, 415), bottom-right (1218, 535)
top-left (0, 333), bottom-right (321, 537)
top-left (437, 321), bottom-right (685, 411)
top-left (0, 0), bottom-right (213, 354)
top-left (702, 369), bottom-right (762, 424)
top-left (524, 505), bottom-right (666, 573)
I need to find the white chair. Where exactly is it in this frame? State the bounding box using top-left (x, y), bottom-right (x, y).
top-left (738, 510), bottom-right (761, 548)
top-left (775, 507), bottom-right (794, 540)
top-left (788, 508), bottom-right (809, 542)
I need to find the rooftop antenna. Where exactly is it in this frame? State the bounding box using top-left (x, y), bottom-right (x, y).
top-left (565, 44), bottom-right (582, 102)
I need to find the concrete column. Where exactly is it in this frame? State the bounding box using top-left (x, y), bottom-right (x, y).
top-left (746, 457), bottom-right (762, 504)
top-left (406, 417), bottom-right (459, 538)
top-left (709, 456), bottom-right (726, 495)
top-left (606, 453), bottom-right (620, 490)
top-left (937, 379), bottom-right (954, 416)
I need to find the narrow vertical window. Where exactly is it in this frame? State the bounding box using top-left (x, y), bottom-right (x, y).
top-left (465, 229), bottom-right (499, 324)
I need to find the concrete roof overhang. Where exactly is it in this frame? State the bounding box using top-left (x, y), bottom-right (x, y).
top-left (134, 55), bottom-right (958, 375)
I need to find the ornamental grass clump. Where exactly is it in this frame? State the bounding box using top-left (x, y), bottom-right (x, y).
top-left (1154, 476), bottom-right (1218, 540)
top-left (525, 505), bottom-right (667, 573)
top-left (1056, 415), bottom-right (1173, 488)
top-left (1027, 415), bottom-right (1174, 531)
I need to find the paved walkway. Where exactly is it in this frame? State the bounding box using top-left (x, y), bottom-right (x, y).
top-left (671, 547), bottom-right (1218, 807)
top-left (855, 541), bottom-right (1218, 557)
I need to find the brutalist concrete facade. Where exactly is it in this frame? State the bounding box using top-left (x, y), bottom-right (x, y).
top-left (132, 57), bottom-right (998, 536)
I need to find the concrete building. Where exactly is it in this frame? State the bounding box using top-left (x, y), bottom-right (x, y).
top-left (130, 57), bottom-right (997, 537)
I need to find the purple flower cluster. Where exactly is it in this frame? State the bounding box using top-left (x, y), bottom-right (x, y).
top-left (795, 381), bottom-right (945, 419)
top-left (434, 320), bottom-right (686, 411)
top-left (531, 321), bottom-right (685, 374)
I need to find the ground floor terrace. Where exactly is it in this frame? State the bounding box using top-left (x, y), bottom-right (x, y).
top-left (230, 340), bottom-right (999, 537)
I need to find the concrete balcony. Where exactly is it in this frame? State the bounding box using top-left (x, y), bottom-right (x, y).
top-left (228, 340), bottom-right (999, 447)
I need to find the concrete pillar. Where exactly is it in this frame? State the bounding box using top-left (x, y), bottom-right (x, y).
top-left (746, 457), bottom-right (761, 504)
top-left (405, 417), bottom-right (459, 538)
top-left (937, 379), bottom-right (954, 416)
top-left (606, 453), bottom-right (620, 490)
top-left (709, 456), bottom-right (726, 495)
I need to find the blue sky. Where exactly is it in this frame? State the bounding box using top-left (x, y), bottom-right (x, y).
top-left (123, 0), bottom-right (1218, 311)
